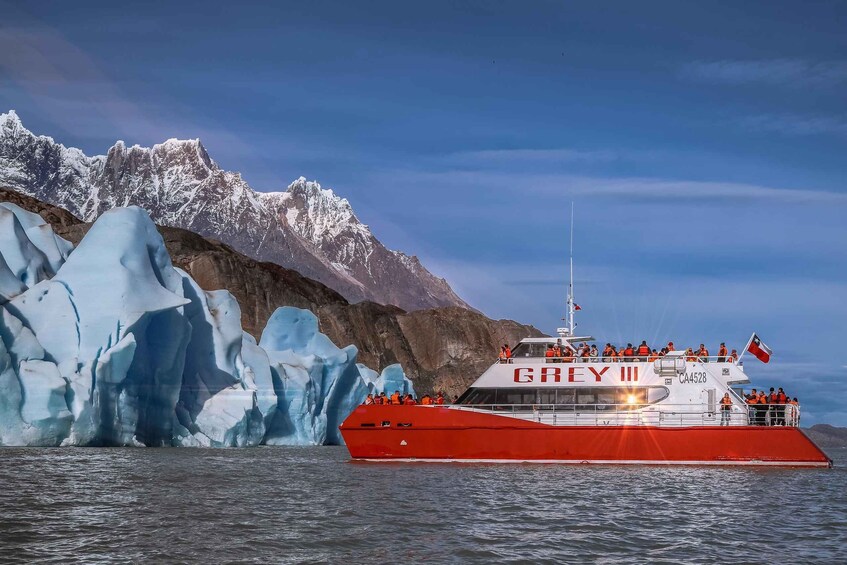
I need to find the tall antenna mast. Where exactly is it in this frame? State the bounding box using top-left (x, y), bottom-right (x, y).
top-left (568, 202), bottom-right (575, 334)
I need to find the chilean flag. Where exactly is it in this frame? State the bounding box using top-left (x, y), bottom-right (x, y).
top-left (747, 334), bottom-right (772, 363)
top-left (574, 303), bottom-right (582, 311)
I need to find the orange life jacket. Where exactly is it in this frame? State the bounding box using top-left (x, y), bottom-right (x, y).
top-left (720, 396), bottom-right (732, 406)
top-left (545, 349), bottom-right (555, 358)
top-left (758, 395), bottom-right (768, 404)
top-left (406, 398), bottom-right (417, 405)
top-left (504, 347), bottom-right (512, 358)
top-left (365, 397), bottom-right (374, 405)
top-left (637, 345), bottom-right (649, 356)
top-left (624, 347), bottom-right (634, 357)
top-left (436, 396), bottom-right (444, 405)
top-left (769, 393), bottom-right (778, 403)
top-left (648, 354), bottom-right (659, 362)
top-left (718, 346), bottom-right (728, 357)
top-left (390, 393), bottom-right (401, 404)
top-left (777, 393), bottom-right (787, 404)
top-left (421, 396), bottom-right (432, 405)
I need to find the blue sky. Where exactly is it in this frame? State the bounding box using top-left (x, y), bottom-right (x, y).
top-left (2, 1), bottom-right (846, 424)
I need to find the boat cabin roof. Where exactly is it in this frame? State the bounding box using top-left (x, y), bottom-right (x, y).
top-left (519, 336), bottom-right (595, 344)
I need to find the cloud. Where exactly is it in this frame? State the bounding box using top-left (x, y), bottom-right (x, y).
top-left (738, 113), bottom-right (847, 137)
top-left (680, 58), bottom-right (847, 87)
top-left (380, 168), bottom-right (847, 204)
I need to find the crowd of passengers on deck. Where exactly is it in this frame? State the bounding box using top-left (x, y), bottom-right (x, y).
top-left (363, 391), bottom-right (450, 406)
top-left (499, 340), bottom-right (740, 363)
top-left (742, 387), bottom-right (801, 427)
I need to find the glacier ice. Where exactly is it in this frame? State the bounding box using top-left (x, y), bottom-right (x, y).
top-left (0, 203), bottom-right (72, 302)
top-left (358, 363), bottom-right (416, 398)
top-left (0, 203), bottom-right (398, 446)
top-left (259, 307), bottom-right (368, 446)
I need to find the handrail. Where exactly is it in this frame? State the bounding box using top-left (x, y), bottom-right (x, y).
top-left (498, 355), bottom-right (737, 364)
top-left (441, 402), bottom-right (801, 428)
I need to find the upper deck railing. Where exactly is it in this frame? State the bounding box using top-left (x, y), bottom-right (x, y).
top-left (498, 355), bottom-right (737, 364)
top-left (444, 402), bottom-right (800, 428)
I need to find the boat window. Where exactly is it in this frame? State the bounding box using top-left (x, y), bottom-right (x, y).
top-left (458, 386), bottom-right (670, 407)
top-left (576, 389), bottom-right (597, 409)
top-left (596, 390), bottom-right (616, 407)
top-left (461, 388), bottom-right (497, 405)
top-left (556, 389), bottom-right (575, 406)
top-left (538, 389), bottom-right (556, 407)
top-left (647, 387), bottom-right (669, 403)
top-left (510, 342), bottom-right (551, 358)
top-left (495, 389), bottom-right (536, 408)
top-left (616, 388), bottom-right (648, 405)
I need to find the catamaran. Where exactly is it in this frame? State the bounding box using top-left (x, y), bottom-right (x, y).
top-left (340, 212), bottom-right (831, 467)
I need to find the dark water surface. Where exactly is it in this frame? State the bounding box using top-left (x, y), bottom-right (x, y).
top-left (0, 447), bottom-right (845, 564)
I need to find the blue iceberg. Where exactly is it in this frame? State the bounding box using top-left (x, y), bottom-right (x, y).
top-left (0, 203), bottom-right (396, 446)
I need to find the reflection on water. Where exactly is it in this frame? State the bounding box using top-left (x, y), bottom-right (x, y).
top-left (1, 447), bottom-right (845, 563)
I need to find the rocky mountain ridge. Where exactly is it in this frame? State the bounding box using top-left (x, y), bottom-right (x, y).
top-left (0, 110), bottom-right (469, 312)
top-left (0, 187), bottom-right (542, 397)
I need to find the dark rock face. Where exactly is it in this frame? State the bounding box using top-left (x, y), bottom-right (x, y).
top-left (804, 424), bottom-right (847, 450)
top-left (0, 110), bottom-right (471, 312)
top-left (0, 187), bottom-right (542, 396)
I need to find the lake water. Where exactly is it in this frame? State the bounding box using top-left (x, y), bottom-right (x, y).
top-left (1, 446), bottom-right (845, 564)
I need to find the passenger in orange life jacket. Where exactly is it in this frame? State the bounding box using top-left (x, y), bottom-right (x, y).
top-left (667, 341), bottom-right (675, 352)
top-left (636, 341), bottom-right (650, 360)
top-left (390, 391), bottom-right (401, 405)
top-left (623, 343), bottom-right (635, 359)
top-left (435, 392), bottom-right (445, 405)
top-left (553, 345), bottom-right (564, 363)
top-left (648, 349), bottom-right (660, 362)
top-left (420, 394), bottom-right (433, 405)
top-left (602, 343), bottom-right (613, 359)
top-left (717, 342), bottom-right (728, 362)
top-left (757, 391), bottom-right (768, 426)
top-left (768, 387), bottom-right (779, 426)
top-left (719, 392), bottom-right (733, 426)
top-left (364, 394), bottom-right (374, 405)
top-left (697, 344), bottom-right (709, 361)
top-left (404, 394), bottom-right (417, 405)
top-left (746, 389), bottom-right (758, 424)
top-left (730, 349), bottom-right (738, 362)
top-left (545, 345), bottom-right (556, 363)
top-left (685, 348), bottom-right (697, 362)
top-left (379, 392), bottom-right (388, 404)
top-left (499, 344), bottom-right (512, 363)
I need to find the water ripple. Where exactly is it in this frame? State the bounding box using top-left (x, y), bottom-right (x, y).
top-left (0, 447), bottom-right (845, 563)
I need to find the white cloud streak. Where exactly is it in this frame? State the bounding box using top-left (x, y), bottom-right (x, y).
top-left (382, 169), bottom-right (847, 204)
top-left (738, 113), bottom-right (847, 137)
top-left (681, 58), bottom-right (847, 87)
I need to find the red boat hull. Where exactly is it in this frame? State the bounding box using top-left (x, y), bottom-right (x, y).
top-left (340, 405), bottom-right (832, 467)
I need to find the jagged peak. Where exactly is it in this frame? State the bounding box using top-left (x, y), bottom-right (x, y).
top-left (0, 109), bottom-right (22, 128)
top-left (286, 177), bottom-right (356, 214)
top-left (150, 137), bottom-right (213, 169)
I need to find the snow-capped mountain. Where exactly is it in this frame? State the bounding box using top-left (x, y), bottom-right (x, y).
top-left (0, 110), bottom-right (471, 311)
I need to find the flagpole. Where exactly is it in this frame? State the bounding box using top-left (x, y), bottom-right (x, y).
top-left (737, 332), bottom-right (755, 363)
top-left (568, 202), bottom-right (575, 334)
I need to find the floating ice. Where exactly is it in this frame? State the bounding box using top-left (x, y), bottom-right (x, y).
top-left (260, 307), bottom-right (367, 445)
top-left (0, 203), bottom-right (390, 446)
top-left (358, 363), bottom-right (416, 398)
